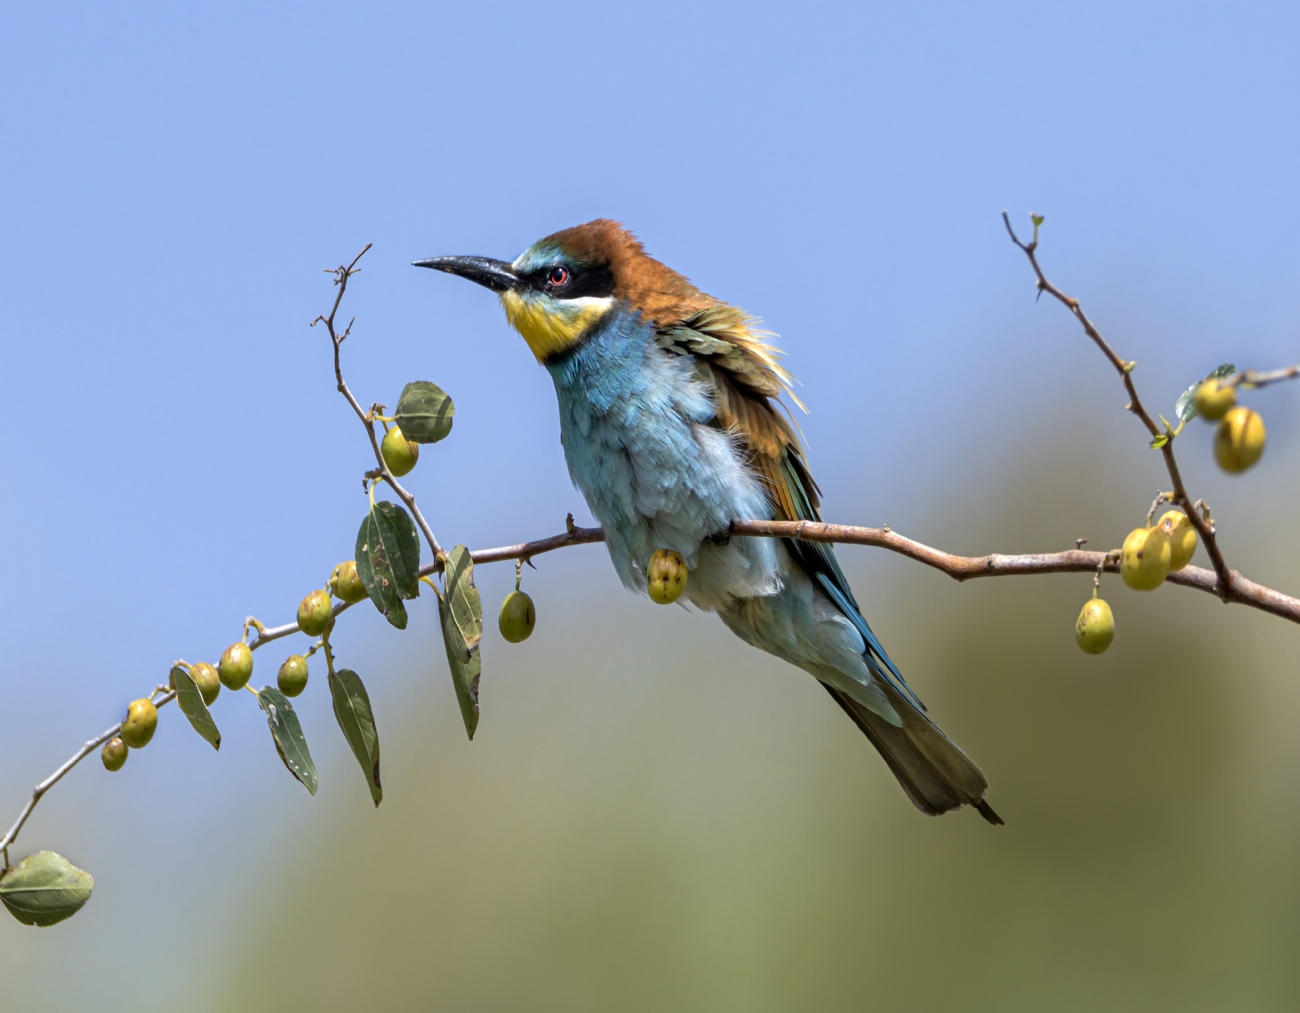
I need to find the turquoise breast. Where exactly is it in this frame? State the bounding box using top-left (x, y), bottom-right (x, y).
top-left (546, 306), bottom-right (781, 607)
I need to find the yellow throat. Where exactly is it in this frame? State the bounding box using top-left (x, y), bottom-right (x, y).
top-left (500, 290), bottom-right (614, 361)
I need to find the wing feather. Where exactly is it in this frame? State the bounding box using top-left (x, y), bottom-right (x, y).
top-left (659, 306), bottom-right (925, 712)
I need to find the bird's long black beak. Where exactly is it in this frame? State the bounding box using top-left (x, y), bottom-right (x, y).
top-left (412, 255), bottom-right (520, 293)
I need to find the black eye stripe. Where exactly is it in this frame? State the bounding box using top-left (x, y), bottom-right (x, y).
top-left (521, 264), bottom-right (616, 300)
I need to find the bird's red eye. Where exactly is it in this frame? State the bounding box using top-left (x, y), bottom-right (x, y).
top-left (548, 266), bottom-right (569, 286)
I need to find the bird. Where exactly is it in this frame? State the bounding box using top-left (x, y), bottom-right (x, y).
top-left (416, 220), bottom-right (1001, 824)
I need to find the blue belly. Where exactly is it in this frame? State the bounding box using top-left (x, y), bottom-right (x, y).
top-left (546, 308), bottom-right (779, 606)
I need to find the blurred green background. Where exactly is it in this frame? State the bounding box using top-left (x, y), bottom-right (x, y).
top-left (5, 1), bottom-right (1300, 1010)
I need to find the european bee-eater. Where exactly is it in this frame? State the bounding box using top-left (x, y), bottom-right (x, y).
top-left (417, 220), bottom-right (1001, 824)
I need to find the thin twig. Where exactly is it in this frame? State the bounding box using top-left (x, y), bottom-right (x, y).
top-left (311, 245), bottom-right (446, 565)
top-left (0, 692), bottom-right (177, 866)
top-left (1228, 362), bottom-right (1300, 390)
top-left (1001, 212), bottom-right (1233, 597)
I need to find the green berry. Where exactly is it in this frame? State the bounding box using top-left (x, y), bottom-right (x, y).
top-left (1157, 510), bottom-right (1197, 572)
top-left (191, 661), bottom-right (223, 704)
top-left (1075, 598), bottom-right (1115, 654)
top-left (1194, 377), bottom-right (1237, 421)
top-left (101, 737), bottom-right (129, 772)
top-left (1120, 526), bottom-right (1171, 592)
top-left (381, 425), bottom-right (419, 477)
top-left (330, 560), bottom-right (369, 604)
top-left (647, 549), bottom-right (688, 605)
top-left (498, 590), bottom-right (536, 643)
top-left (297, 590), bottom-right (334, 637)
top-left (119, 698), bottom-right (158, 749)
top-left (1214, 407), bottom-right (1265, 473)
top-left (218, 642), bottom-right (254, 691)
top-left (277, 654), bottom-right (309, 697)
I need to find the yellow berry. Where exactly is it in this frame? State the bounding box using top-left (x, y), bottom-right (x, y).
top-left (1194, 377), bottom-right (1237, 421)
top-left (381, 425), bottom-right (419, 477)
top-left (277, 655), bottom-right (309, 697)
top-left (191, 661), bottom-right (223, 704)
top-left (330, 560), bottom-right (369, 604)
top-left (101, 737), bottom-right (129, 772)
top-left (647, 549), bottom-right (688, 605)
top-left (498, 590), bottom-right (536, 643)
top-left (217, 643), bottom-right (253, 691)
top-left (1120, 526), bottom-right (1171, 591)
top-left (1214, 406), bottom-right (1265, 473)
top-left (119, 698), bottom-right (158, 749)
top-left (1157, 510), bottom-right (1197, 571)
top-left (297, 590), bottom-right (334, 637)
top-left (1075, 598), bottom-right (1115, 654)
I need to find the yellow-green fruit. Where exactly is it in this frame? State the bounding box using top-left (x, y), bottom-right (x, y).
top-left (101, 737), bottom-right (129, 772)
top-left (1214, 406), bottom-right (1266, 473)
top-left (217, 642), bottom-right (253, 691)
top-left (1194, 377), bottom-right (1237, 421)
top-left (277, 654), bottom-right (309, 697)
top-left (498, 590), bottom-right (536, 643)
top-left (191, 661), bottom-right (222, 704)
top-left (1075, 598), bottom-right (1115, 654)
top-left (381, 425), bottom-right (419, 477)
top-left (330, 560), bottom-right (368, 604)
top-left (297, 589), bottom-right (334, 637)
top-left (647, 549), bottom-right (688, 605)
top-left (119, 698), bottom-right (158, 749)
top-left (1158, 510), bottom-right (1198, 571)
top-left (1120, 526), bottom-right (1171, 591)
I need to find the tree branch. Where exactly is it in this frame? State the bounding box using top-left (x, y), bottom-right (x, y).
top-left (454, 517), bottom-right (1300, 624)
top-left (1001, 212), bottom-right (1234, 597)
top-left (1229, 362), bottom-right (1300, 390)
top-left (312, 245), bottom-right (446, 565)
top-left (1, 690), bottom-right (176, 866)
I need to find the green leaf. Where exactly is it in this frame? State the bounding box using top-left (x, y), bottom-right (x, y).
top-left (1175, 381), bottom-right (1202, 424)
top-left (1150, 433), bottom-right (1170, 449)
top-left (438, 544), bottom-right (482, 740)
top-left (394, 381), bottom-right (455, 444)
top-left (329, 668), bottom-right (382, 807)
top-left (1209, 363), bottom-right (1237, 380)
top-left (1030, 214), bottom-right (1044, 226)
top-left (355, 500), bottom-right (420, 630)
top-left (256, 687), bottom-right (317, 795)
top-left (170, 664), bottom-right (220, 750)
top-left (1, 851), bottom-right (93, 927)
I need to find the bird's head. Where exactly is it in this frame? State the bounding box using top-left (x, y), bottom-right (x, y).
top-left (416, 219), bottom-right (708, 362)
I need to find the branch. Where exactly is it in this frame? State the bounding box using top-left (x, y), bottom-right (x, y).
top-left (455, 517), bottom-right (1300, 624)
top-left (1001, 213), bottom-right (1234, 596)
top-left (12, 505), bottom-right (1300, 864)
top-left (312, 245), bottom-right (446, 565)
top-left (1, 690), bottom-right (176, 866)
top-left (1229, 362), bottom-right (1300, 390)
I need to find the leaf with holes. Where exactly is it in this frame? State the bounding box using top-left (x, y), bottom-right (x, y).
top-left (171, 664), bottom-right (220, 750)
top-left (256, 687), bottom-right (317, 795)
top-left (0, 851), bottom-right (94, 927)
top-left (330, 668), bottom-right (382, 807)
top-left (355, 500), bottom-right (420, 630)
top-left (394, 381), bottom-right (455, 444)
top-left (438, 544), bottom-right (482, 740)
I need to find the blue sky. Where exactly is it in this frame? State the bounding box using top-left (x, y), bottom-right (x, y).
top-left (4, 2), bottom-right (1300, 1008)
